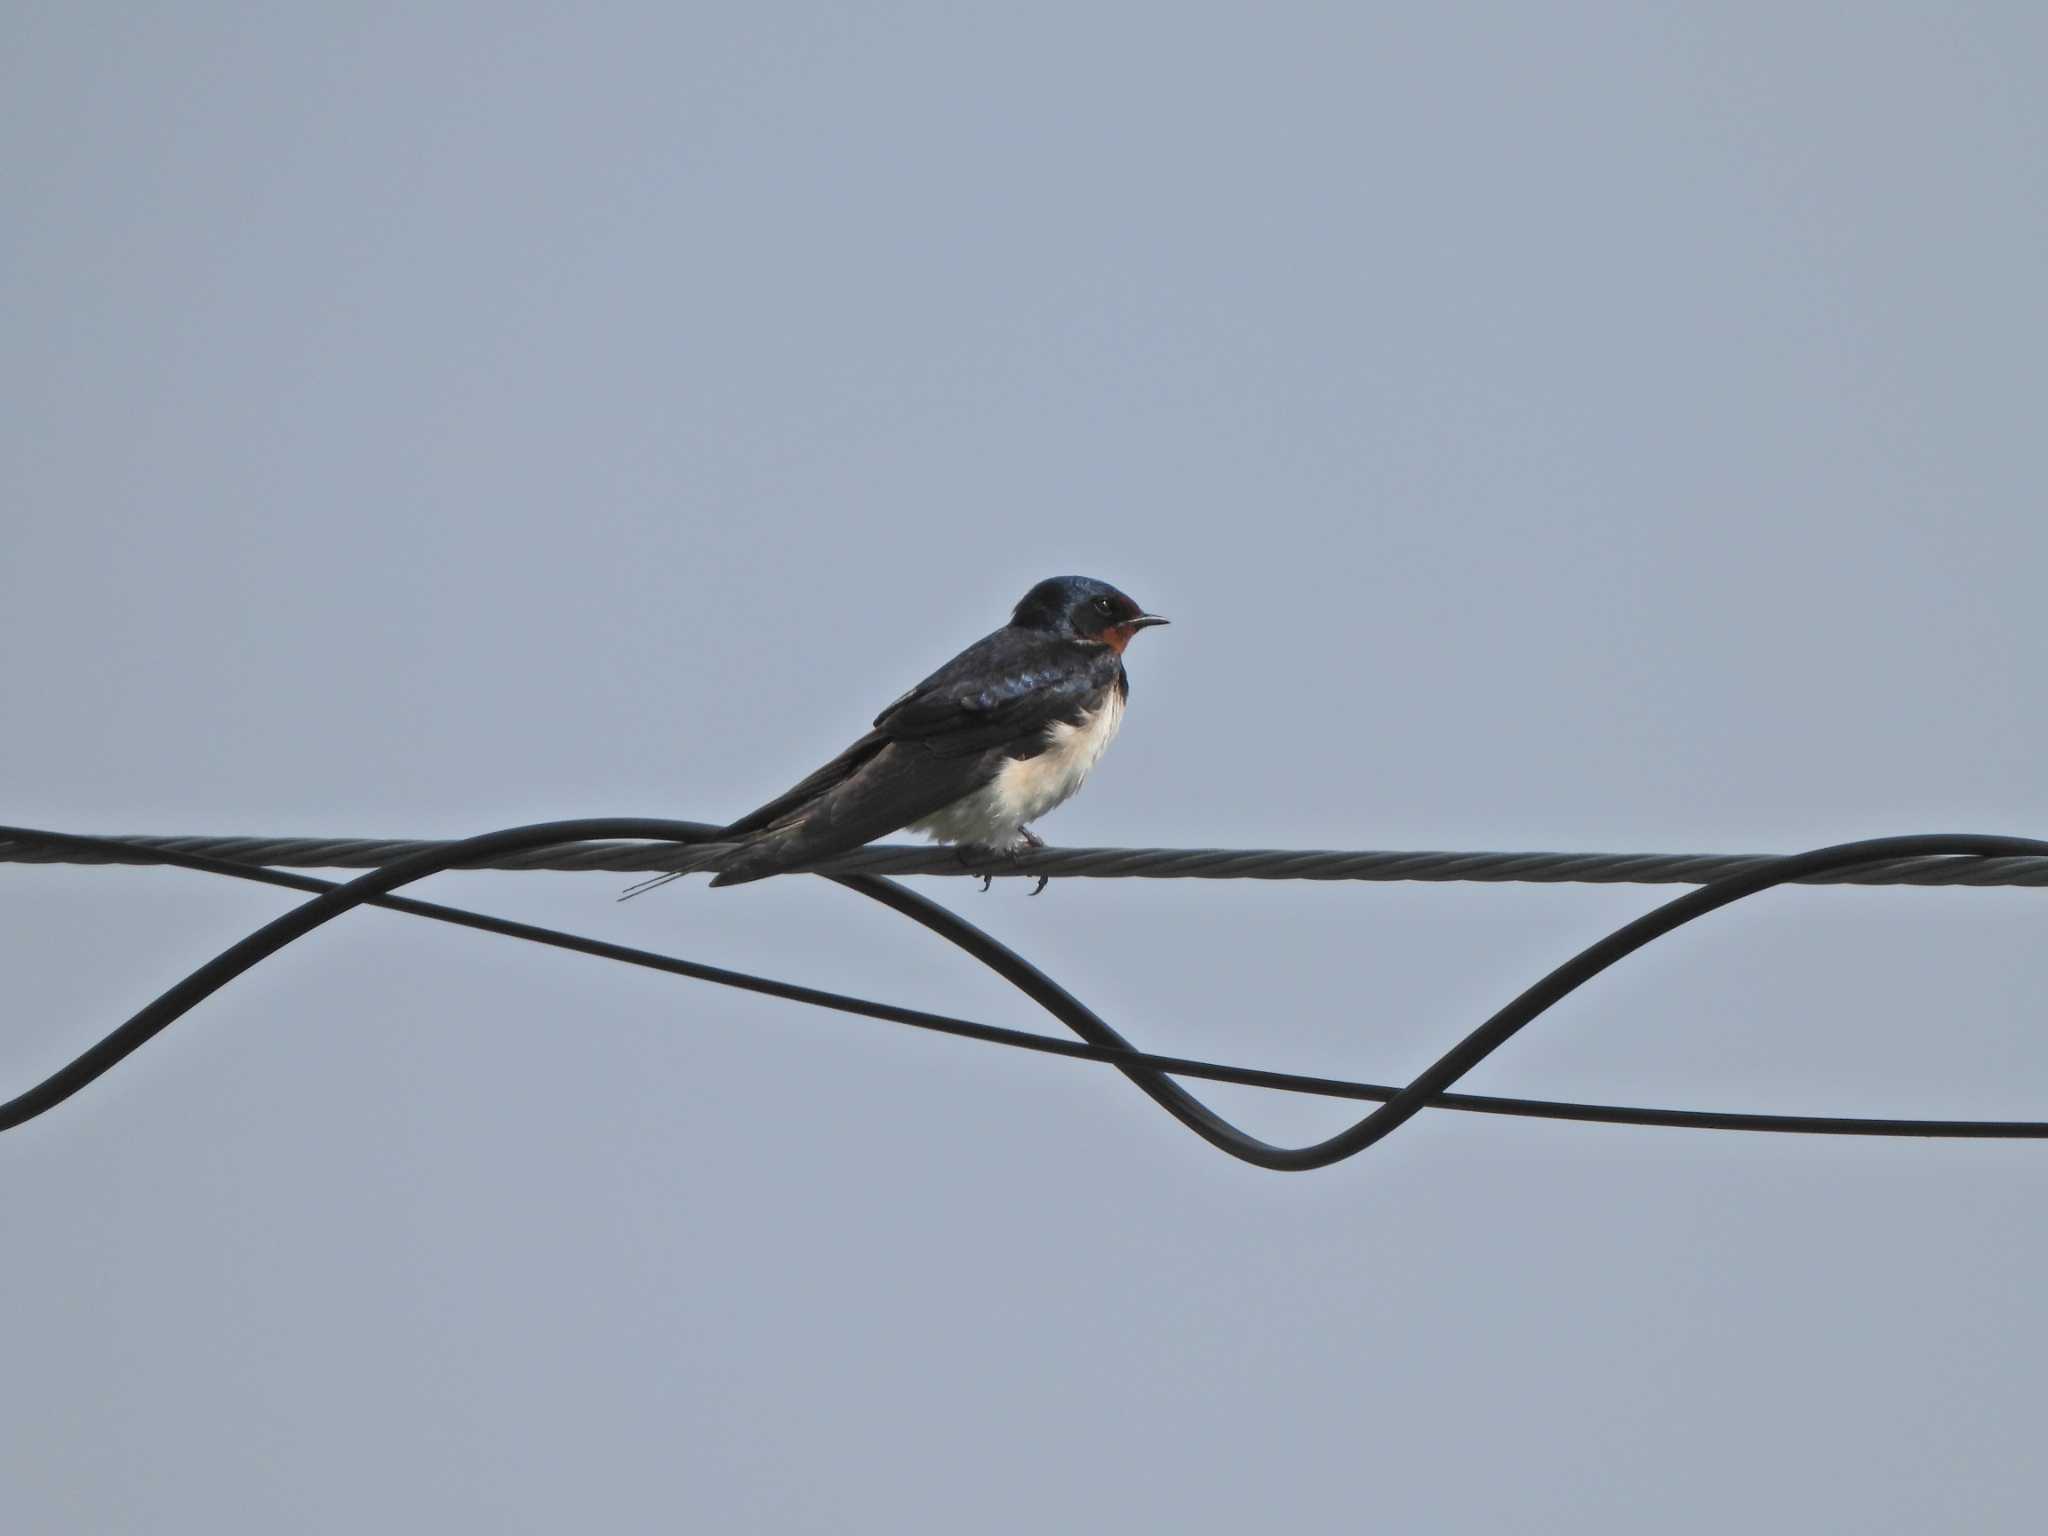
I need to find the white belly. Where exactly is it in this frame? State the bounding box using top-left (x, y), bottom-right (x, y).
top-left (909, 690), bottom-right (1125, 847)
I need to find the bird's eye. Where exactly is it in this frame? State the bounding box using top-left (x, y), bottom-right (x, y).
top-left (1095, 596), bottom-right (1114, 613)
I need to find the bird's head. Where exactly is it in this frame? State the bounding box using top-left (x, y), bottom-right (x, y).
top-left (1010, 576), bottom-right (1169, 654)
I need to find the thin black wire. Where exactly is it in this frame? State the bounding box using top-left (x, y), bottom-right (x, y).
top-left (2, 822), bottom-right (2043, 1166)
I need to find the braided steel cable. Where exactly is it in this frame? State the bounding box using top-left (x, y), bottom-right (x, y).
top-left (2, 822), bottom-right (2044, 1168)
top-left (8, 831), bottom-right (2048, 887)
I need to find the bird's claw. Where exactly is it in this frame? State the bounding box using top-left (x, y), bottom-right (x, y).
top-left (952, 845), bottom-right (998, 891)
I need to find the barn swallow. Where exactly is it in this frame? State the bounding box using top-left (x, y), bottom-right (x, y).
top-left (623, 575), bottom-right (1167, 896)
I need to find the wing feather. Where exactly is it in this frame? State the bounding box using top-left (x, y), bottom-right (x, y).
top-left (873, 629), bottom-right (1118, 755)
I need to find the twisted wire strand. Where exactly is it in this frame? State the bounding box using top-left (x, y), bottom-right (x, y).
top-left (7, 832), bottom-right (2048, 887)
top-left (2, 823), bottom-right (2043, 1168)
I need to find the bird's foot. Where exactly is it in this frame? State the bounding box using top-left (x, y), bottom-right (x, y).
top-left (953, 844), bottom-right (997, 891)
top-left (1012, 828), bottom-right (1050, 893)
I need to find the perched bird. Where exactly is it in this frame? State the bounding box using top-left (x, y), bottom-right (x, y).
top-left (625, 575), bottom-right (1168, 895)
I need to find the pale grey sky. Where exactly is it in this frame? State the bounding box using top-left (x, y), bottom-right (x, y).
top-left (5, 4), bottom-right (2046, 1530)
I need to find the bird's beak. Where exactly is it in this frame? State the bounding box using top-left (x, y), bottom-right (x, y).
top-left (1127, 614), bottom-right (1170, 629)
